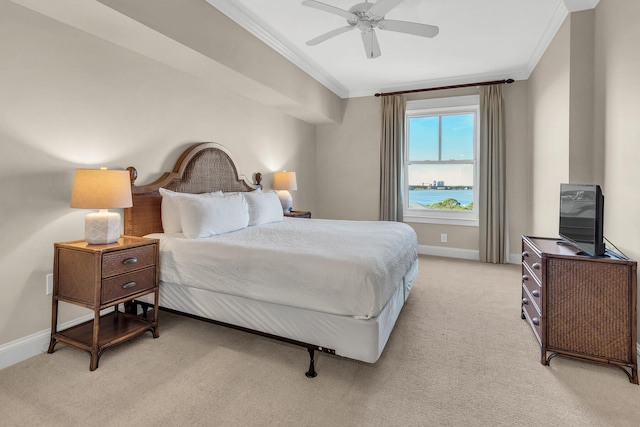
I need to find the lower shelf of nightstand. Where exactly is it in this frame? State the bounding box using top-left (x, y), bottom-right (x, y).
top-left (49, 311), bottom-right (157, 370)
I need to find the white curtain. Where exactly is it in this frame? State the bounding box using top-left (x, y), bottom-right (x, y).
top-left (379, 95), bottom-right (406, 222)
top-left (479, 85), bottom-right (507, 263)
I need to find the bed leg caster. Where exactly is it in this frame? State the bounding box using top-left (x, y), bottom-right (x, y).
top-left (305, 348), bottom-right (317, 378)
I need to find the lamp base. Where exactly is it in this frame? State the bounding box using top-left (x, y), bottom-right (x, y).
top-left (277, 190), bottom-right (293, 213)
top-left (85, 210), bottom-right (121, 244)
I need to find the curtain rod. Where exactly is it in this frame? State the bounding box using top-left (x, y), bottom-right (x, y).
top-left (374, 78), bottom-right (515, 97)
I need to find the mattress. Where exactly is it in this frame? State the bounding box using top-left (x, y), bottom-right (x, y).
top-left (147, 218), bottom-right (418, 319)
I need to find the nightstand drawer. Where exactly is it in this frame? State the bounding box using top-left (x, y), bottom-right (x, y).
top-left (102, 245), bottom-right (155, 278)
top-left (101, 267), bottom-right (155, 303)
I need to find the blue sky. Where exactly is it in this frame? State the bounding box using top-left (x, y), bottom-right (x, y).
top-left (408, 113), bottom-right (475, 186)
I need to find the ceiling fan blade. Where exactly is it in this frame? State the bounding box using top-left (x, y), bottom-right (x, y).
top-left (368, 0), bottom-right (405, 17)
top-left (380, 19), bottom-right (439, 38)
top-left (302, 0), bottom-right (356, 20)
top-left (361, 30), bottom-right (381, 59)
top-left (306, 26), bottom-right (354, 45)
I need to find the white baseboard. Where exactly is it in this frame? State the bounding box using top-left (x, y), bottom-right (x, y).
top-left (418, 244), bottom-right (479, 260)
top-left (508, 253), bottom-right (522, 264)
top-left (0, 308), bottom-right (114, 371)
top-left (418, 245), bottom-right (522, 265)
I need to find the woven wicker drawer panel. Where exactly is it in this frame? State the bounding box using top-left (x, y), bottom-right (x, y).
top-left (102, 245), bottom-right (155, 278)
top-left (546, 258), bottom-right (631, 362)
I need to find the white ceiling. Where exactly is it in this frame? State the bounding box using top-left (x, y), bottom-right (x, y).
top-left (206, 0), bottom-right (598, 98)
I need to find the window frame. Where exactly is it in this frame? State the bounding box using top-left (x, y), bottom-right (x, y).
top-left (403, 95), bottom-right (480, 226)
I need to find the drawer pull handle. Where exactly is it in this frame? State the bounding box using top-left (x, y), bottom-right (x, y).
top-left (121, 281), bottom-right (138, 290)
top-left (522, 251), bottom-right (529, 258)
top-left (532, 262), bottom-right (541, 270)
top-left (532, 290), bottom-right (540, 298)
top-left (522, 297), bottom-right (529, 305)
top-left (532, 317), bottom-right (540, 326)
top-left (122, 257), bottom-right (138, 265)
top-left (522, 274), bottom-right (529, 281)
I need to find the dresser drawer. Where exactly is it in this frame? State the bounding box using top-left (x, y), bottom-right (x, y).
top-left (101, 267), bottom-right (156, 304)
top-left (102, 245), bottom-right (156, 278)
top-left (522, 241), bottom-right (543, 284)
top-left (522, 282), bottom-right (541, 315)
top-left (522, 294), bottom-right (542, 345)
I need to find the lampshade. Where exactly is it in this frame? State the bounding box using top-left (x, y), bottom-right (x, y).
top-left (273, 171), bottom-right (297, 191)
top-left (70, 168), bottom-right (132, 245)
top-left (273, 171), bottom-right (297, 213)
top-left (70, 168), bottom-right (133, 209)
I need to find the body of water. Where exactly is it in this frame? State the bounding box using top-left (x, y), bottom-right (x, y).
top-left (409, 189), bottom-right (474, 206)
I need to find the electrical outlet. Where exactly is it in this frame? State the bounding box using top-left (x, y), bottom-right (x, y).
top-left (440, 233), bottom-right (448, 243)
top-left (45, 273), bottom-right (53, 295)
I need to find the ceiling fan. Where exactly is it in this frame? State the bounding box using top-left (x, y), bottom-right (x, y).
top-left (302, 0), bottom-right (439, 59)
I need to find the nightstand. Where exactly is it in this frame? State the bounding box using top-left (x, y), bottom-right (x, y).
top-left (284, 210), bottom-right (311, 218)
top-left (48, 236), bottom-right (159, 371)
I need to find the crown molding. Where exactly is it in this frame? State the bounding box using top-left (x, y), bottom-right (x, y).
top-left (205, 0), bottom-right (349, 98)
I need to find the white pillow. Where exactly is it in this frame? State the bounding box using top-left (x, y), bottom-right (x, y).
top-left (158, 188), bottom-right (222, 233)
top-left (243, 191), bottom-right (284, 226)
top-left (176, 193), bottom-right (249, 238)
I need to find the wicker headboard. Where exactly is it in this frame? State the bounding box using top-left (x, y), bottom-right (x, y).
top-left (124, 142), bottom-right (261, 237)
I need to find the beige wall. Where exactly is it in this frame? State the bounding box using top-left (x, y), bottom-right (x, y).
top-left (97, 0), bottom-right (344, 125)
top-left (314, 97), bottom-right (380, 220)
top-left (528, 16), bottom-right (571, 237)
top-left (0, 2), bottom-right (318, 346)
top-left (569, 10), bottom-right (596, 185)
top-left (528, 9), bottom-right (601, 238)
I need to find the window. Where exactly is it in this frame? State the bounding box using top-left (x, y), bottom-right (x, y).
top-left (404, 95), bottom-right (479, 226)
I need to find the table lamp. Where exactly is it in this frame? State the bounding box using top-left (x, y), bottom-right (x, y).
top-left (273, 171), bottom-right (297, 213)
top-left (70, 167), bottom-right (133, 244)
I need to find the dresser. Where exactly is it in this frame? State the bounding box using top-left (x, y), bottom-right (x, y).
top-left (521, 235), bottom-right (638, 384)
top-left (48, 236), bottom-right (159, 370)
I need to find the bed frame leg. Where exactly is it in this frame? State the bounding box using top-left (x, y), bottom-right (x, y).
top-left (305, 348), bottom-right (317, 378)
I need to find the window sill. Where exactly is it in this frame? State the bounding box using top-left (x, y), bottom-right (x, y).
top-left (403, 214), bottom-right (479, 227)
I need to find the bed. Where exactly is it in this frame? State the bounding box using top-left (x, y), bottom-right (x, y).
top-left (124, 142), bottom-right (418, 376)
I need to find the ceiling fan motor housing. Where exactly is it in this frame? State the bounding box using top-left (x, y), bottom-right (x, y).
top-left (348, 2), bottom-right (382, 32)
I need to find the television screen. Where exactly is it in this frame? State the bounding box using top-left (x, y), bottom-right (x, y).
top-left (559, 183), bottom-right (605, 256)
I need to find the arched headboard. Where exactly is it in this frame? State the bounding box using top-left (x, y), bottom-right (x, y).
top-left (124, 142), bottom-right (261, 237)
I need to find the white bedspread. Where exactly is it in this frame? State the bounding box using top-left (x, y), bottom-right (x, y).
top-left (147, 218), bottom-right (418, 319)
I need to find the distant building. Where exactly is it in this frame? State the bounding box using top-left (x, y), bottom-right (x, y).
top-left (437, 180), bottom-right (445, 187)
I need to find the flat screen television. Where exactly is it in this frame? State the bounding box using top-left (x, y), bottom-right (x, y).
top-left (559, 183), bottom-right (605, 256)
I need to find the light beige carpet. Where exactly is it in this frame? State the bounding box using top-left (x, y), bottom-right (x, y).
top-left (1, 255), bottom-right (639, 426)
